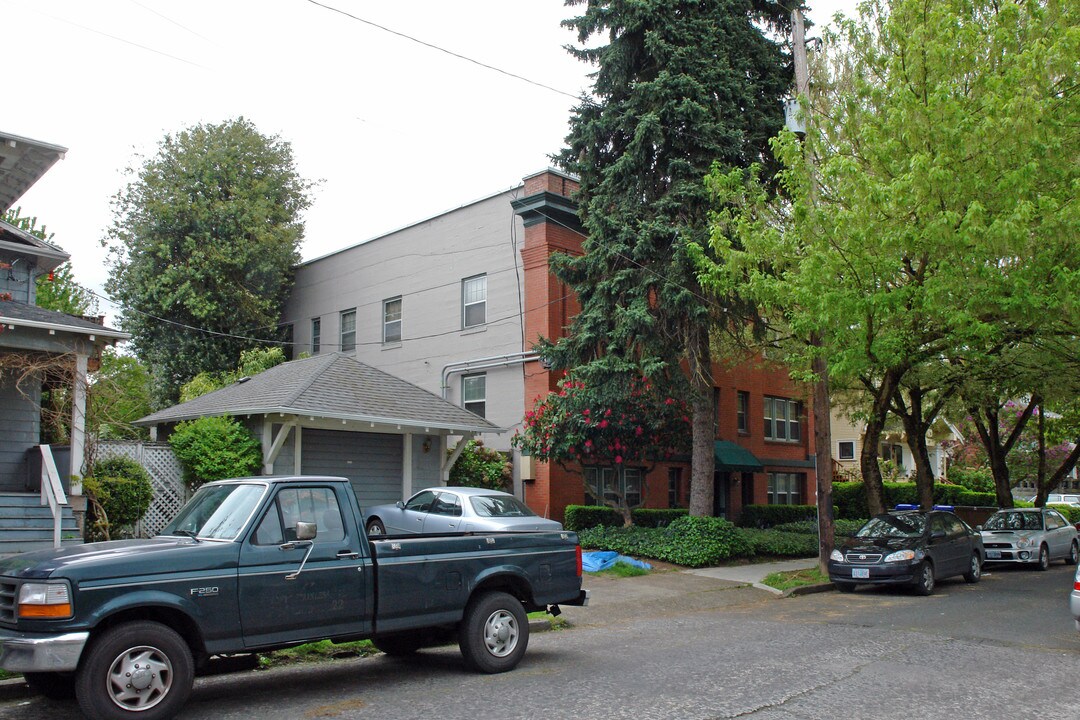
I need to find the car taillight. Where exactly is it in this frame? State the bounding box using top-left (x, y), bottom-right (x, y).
top-left (1075, 580), bottom-right (1080, 592)
top-left (576, 545), bottom-right (583, 577)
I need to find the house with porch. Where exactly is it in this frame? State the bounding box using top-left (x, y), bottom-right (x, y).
top-left (0, 130), bottom-right (129, 551)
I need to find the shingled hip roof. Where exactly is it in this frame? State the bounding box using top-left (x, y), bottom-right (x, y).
top-left (135, 353), bottom-right (499, 433)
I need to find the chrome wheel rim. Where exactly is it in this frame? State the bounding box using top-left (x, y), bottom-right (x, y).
top-left (970, 556), bottom-right (980, 579)
top-left (106, 645), bottom-right (173, 712)
top-left (482, 609), bottom-right (519, 658)
top-left (922, 565), bottom-right (934, 593)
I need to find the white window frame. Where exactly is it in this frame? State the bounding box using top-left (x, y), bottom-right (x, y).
top-left (837, 440), bottom-right (856, 461)
top-left (462, 373), bottom-right (486, 418)
top-left (736, 391), bottom-right (749, 433)
top-left (768, 472), bottom-right (803, 505)
top-left (585, 467), bottom-right (643, 508)
top-left (462, 274), bottom-right (487, 328)
top-left (383, 297), bottom-right (402, 344)
top-left (340, 309), bottom-right (356, 353)
top-left (311, 317), bottom-right (321, 354)
top-left (764, 396), bottom-right (801, 442)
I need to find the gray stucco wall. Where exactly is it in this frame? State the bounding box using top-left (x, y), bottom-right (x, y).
top-left (280, 189), bottom-right (527, 454)
top-left (0, 369), bottom-right (41, 492)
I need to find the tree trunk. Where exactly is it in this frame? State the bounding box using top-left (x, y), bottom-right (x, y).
top-left (969, 398), bottom-right (1039, 509)
top-left (897, 389), bottom-right (936, 510)
top-left (860, 368), bottom-right (905, 516)
top-left (687, 326), bottom-right (715, 517)
top-left (811, 341), bottom-right (834, 575)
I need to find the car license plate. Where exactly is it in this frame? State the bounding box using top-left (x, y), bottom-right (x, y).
top-left (852, 568), bottom-right (870, 579)
top-left (986, 550), bottom-right (1001, 559)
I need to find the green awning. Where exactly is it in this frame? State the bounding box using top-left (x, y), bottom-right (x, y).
top-left (714, 440), bottom-right (764, 472)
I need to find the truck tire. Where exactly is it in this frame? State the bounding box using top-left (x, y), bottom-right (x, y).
top-left (458, 591), bottom-right (529, 674)
top-left (24, 671), bottom-right (75, 699)
top-left (75, 621), bottom-right (194, 720)
top-left (373, 633), bottom-right (425, 656)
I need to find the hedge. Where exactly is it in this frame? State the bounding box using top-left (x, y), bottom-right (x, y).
top-left (1049, 504), bottom-right (1080, 524)
top-left (84, 456), bottom-right (154, 539)
top-left (578, 516), bottom-right (753, 567)
top-left (832, 481), bottom-right (998, 519)
top-left (738, 504), bottom-right (831, 529)
top-left (564, 505), bottom-right (689, 531)
top-left (771, 519), bottom-right (868, 537)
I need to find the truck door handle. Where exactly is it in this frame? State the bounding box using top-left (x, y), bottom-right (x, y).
top-left (337, 550), bottom-right (361, 560)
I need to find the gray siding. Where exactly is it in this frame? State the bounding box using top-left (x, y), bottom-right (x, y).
top-left (300, 429), bottom-right (403, 511)
top-left (0, 370), bottom-right (41, 492)
top-left (410, 435), bottom-right (442, 495)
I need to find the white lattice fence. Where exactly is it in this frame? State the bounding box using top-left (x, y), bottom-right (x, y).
top-left (97, 442), bottom-right (187, 537)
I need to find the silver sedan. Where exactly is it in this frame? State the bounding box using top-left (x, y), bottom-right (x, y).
top-left (979, 508), bottom-right (1079, 570)
top-left (363, 486), bottom-right (563, 535)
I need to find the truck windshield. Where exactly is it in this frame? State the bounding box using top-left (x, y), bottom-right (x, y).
top-left (161, 483), bottom-right (268, 540)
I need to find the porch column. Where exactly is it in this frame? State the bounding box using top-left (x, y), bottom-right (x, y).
top-left (402, 433), bottom-right (413, 498)
top-left (70, 353), bottom-right (89, 494)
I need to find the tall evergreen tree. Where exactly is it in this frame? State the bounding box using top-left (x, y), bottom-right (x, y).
top-left (550, 0), bottom-right (793, 515)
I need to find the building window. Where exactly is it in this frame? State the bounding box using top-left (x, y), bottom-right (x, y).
top-left (340, 309), bottom-right (356, 352)
top-left (585, 467), bottom-right (643, 508)
top-left (737, 391), bottom-right (749, 434)
top-left (383, 297), bottom-right (402, 344)
top-left (880, 442), bottom-right (904, 469)
top-left (311, 318), bottom-right (321, 354)
top-left (462, 373), bottom-right (486, 418)
top-left (838, 440), bottom-right (856, 461)
top-left (768, 472), bottom-right (803, 505)
top-left (713, 387), bottom-right (721, 437)
top-left (668, 467), bottom-right (683, 508)
top-left (763, 396), bottom-right (801, 442)
top-left (462, 274), bottom-right (487, 328)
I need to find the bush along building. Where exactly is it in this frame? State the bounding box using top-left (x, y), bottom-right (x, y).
top-left (280, 169), bottom-right (816, 523)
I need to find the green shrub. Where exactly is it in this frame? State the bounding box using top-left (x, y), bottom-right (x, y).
top-left (771, 519), bottom-right (867, 537)
top-left (448, 439), bottom-right (511, 491)
top-left (949, 467), bottom-right (994, 493)
top-left (738, 504), bottom-right (821, 528)
top-left (168, 415), bottom-right (261, 489)
top-left (84, 456), bottom-right (154, 539)
top-left (579, 515), bottom-right (752, 568)
top-left (740, 529), bottom-right (818, 557)
top-left (833, 481), bottom-right (1000, 518)
top-left (1049, 504), bottom-right (1080, 524)
top-left (564, 505), bottom-right (622, 531)
top-left (631, 508), bottom-right (688, 527)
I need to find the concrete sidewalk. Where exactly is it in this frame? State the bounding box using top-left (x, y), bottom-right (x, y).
top-left (684, 557), bottom-right (821, 595)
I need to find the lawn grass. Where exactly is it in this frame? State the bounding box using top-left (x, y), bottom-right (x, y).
top-left (760, 566), bottom-right (830, 592)
top-left (257, 639), bottom-right (378, 669)
top-left (590, 561), bottom-right (651, 578)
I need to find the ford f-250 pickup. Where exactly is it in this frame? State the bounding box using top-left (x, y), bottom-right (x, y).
top-left (0, 476), bottom-right (588, 720)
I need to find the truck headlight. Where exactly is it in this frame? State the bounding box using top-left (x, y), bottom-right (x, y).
top-left (17, 582), bottom-right (73, 619)
top-left (884, 549), bottom-right (916, 563)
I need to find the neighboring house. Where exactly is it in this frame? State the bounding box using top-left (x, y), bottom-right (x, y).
top-left (830, 403), bottom-right (960, 482)
top-left (281, 169), bottom-right (816, 522)
top-left (0, 130), bottom-right (128, 550)
top-left (135, 353), bottom-right (498, 510)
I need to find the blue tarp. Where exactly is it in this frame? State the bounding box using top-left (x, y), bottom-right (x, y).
top-left (582, 550), bottom-right (652, 572)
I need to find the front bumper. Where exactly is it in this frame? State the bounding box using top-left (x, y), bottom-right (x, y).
top-left (982, 548), bottom-right (1038, 563)
top-left (0, 629), bottom-right (88, 672)
top-left (1070, 590), bottom-right (1080, 632)
top-left (828, 560), bottom-right (919, 586)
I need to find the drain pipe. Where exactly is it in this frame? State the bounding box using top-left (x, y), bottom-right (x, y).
top-left (440, 351), bottom-right (541, 399)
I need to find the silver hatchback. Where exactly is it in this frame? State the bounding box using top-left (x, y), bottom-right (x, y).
top-left (979, 508), bottom-right (1079, 570)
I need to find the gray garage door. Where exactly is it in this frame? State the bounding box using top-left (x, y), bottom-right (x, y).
top-left (300, 429), bottom-right (402, 511)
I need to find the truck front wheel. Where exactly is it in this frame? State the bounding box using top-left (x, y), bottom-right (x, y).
top-left (458, 591), bottom-right (529, 673)
top-left (75, 621), bottom-right (194, 720)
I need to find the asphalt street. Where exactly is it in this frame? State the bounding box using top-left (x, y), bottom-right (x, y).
top-left (2, 561), bottom-right (1077, 720)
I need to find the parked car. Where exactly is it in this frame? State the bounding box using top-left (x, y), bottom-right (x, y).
top-left (364, 487), bottom-right (563, 535)
top-left (1070, 564), bottom-right (1080, 634)
top-left (829, 509), bottom-right (984, 595)
top-left (978, 507), bottom-right (1079, 569)
top-left (1024, 494), bottom-right (1080, 506)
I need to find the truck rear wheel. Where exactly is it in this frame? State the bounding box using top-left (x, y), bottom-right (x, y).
top-left (75, 621), bottom-right (194, 720)
top-left (458, 591), bottom-right (529, 673)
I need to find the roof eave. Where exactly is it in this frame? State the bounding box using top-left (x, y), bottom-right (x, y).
top-left (136, 406), bottom-right (498, 434)
top-left (0, 315), bottom-right (129, 340)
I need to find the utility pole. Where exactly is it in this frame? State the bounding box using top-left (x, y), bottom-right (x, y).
top-left (788, 4), bottom-right (835, 575)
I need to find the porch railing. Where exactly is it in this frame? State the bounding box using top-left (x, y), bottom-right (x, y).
top-left (39, 444), bottom-right (69, 549)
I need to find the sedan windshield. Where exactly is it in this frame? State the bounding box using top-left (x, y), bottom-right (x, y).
top-left (855, 514), bottom-right (926, 538)
top-left (161, 483), bottom-right (267, 540)
top-left (984, 512), bottom-right (1043, 531)
top-left (470, 496), bottom-right (537, 518)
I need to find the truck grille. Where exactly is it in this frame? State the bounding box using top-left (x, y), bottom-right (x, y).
top-left (845, 553), bottom-right (882, 564)
top-left (0, 579), bottom-right (17, 623)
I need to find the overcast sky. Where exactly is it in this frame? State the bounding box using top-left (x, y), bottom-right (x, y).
top-left (6, 0), bottom-right (852, 321)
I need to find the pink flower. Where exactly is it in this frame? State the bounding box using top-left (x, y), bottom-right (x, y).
top-left (615, 455), bottom-right (623, 464)
top-left (636, 426), bottom-right (644, 436)
top-left (583, 408), bottom-right (591, 417)
top-left (599, 420), bottom-right (609, 429)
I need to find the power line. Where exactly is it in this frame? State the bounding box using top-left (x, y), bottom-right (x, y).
top-left (304, 0), bottom-right (584, 103)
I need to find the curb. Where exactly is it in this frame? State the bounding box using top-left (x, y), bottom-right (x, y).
top-left (0, 677), bottom-right (31, 702)
top-left (782, 582), bottom-right (837, 598)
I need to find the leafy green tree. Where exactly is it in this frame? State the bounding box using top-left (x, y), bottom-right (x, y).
top-left (697, 0), bottom-right (1080, 515)
top-left (3, 207), bottom-right (96, 315)
top-left (448, 439), bottom-right (511, 492)
top-left (513, 371), bottom-right (690, 525)
top-left (180, 346), bottom-right (287, 402)
top-left (104, 118), bottom-right (313, 406)
top-left (552, 0), bottom-right (793, 516)
top-left (89, 349), bottom-right (153, 441)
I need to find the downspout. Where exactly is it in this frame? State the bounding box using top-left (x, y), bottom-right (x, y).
top-left (440, 351), bottom-right (541, 399)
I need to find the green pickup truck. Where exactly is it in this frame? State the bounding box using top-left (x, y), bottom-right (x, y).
top-left (0, 476), bottom-right (588, 720)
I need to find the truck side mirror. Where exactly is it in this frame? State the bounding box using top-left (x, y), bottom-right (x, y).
top-left (296, 521), bottom-right (318, 541)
